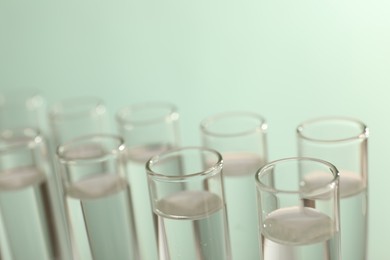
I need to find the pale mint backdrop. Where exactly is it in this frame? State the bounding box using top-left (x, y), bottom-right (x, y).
top-left (1, 0), bottom-right (389, 259)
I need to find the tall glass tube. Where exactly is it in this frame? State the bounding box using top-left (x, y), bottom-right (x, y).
top-left (0, 89), bottom-right (72, 259)
top-left (116, 102), bottom-right (180, 260)
top-left (255, 157), bottom-right (340, 260)
top-left (0, 89), bottom-right (48, 259)
top-left (297, 117), bottom-right (368, 260)
top-left (48, 96), bottom-right (111, 259)
top-left (200, 111), bottom-right (268, 259)
top-left (146, 147), bottom-right (231, 260)
top-left (0, 128), bottom-right (71, 260)
top-left (56, 134), bottom-right (138, 260)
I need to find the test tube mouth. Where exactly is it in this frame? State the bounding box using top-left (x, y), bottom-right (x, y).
top-left (49, 96), bottom-right (106, 120)
top-left (0, 88), bottom-right (43, 108)
top-left (0, 127), bottom-right (43, 154)
top-left (255, 157), bottom-right (339, 195)
top-left (146, 146), bottom-right (223, 181)
top-left (57, 134), bottom-right (125, 164)
top-left (297, 116), bottom-right (368, 143)
top-left (200, 111), bottom-right (267, 137)
top-left (116, 102), bottom-right (179, 126)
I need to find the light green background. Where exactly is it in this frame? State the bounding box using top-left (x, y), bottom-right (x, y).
top-left (1, 0), bottom-right (389, 259)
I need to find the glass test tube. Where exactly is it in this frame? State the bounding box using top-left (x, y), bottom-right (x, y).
top-left (200, 111), bottom-right (268, 259)
top-left (146, 147), bottom-right (231, 260)
top-left (297, 117), bottom-right (369, 260)
top-left (56, 134), bottom-right (138, 260)
top-left (0, 128), bottom-right (70, 260)
top-left (255, 157), bottom-right (341, 260)
top-left (116, 102), bottom-right (180, 260)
